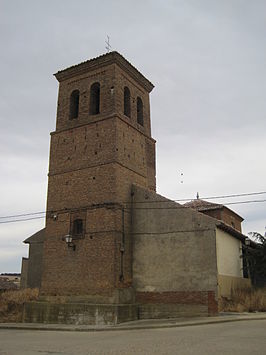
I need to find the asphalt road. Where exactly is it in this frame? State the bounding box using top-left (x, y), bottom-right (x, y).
top-left (0, 320), bottom-right (265, 355)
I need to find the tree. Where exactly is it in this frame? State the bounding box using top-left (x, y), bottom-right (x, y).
top-left (243, 232), bottom-right (266, 287)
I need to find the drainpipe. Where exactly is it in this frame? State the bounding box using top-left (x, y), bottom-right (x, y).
top-left (119, 207), bottom-right (125, 281)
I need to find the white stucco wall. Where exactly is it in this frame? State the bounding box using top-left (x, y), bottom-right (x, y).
top-left (216, 228), bottom-right (243, 278)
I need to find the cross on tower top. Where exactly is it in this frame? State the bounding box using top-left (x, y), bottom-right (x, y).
top-left (105, 35), bottom-right (111, 53)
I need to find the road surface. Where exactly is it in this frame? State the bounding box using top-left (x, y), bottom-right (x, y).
top-left (0, 320), bottom-right (265, 354)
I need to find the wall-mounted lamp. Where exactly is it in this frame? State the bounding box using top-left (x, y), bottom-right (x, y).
top-left (63, 234), bottom-right (76, 251)
top-left (245, 237), bottom-right (251, 246)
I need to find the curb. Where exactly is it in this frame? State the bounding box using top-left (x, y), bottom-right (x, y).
top-left (0, 315), bottom-right (266, 332)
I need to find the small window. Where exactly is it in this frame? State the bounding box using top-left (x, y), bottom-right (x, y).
top-left (90, 82), bottom-right (100, 115)
top-left (69, 90), bottom-right (79, 119)
top-left (124, 87), bottom-right (131, 118)
top-left (72, 219), bottom-right (83, 235)
top-left (137, 97), bottom-right (143, 126)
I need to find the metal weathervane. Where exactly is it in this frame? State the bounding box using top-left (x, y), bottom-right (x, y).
top-left (105, 35), bottom-right (111, 53)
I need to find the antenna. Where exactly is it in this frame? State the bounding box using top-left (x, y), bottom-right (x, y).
top-left (105, 35), bottom-right (112, 53)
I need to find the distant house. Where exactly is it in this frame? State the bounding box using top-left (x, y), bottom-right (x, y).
top-left (0, 278), bottom-right (18, 293)
top-left (0, 273), bottom-right (21, 287)
top-left (184, 198), bottom-right (250, 298)
top-left (20, 228), bottom-right (44, 289)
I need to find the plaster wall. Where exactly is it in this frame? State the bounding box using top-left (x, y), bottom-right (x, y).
top-left (216, 228), bottom-right (243, 278)
top-left (20, 258), bottom-right (29, 289)
top-left (131, 185), bottom-right (218, 295)
top-left (27, 242), bottom-right (43, 288)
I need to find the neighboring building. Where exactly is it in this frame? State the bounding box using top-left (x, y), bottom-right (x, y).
top-left (184, 198), bottom-right (250, 298)
top-left (0, 273), bottom-right (21, 287)
top-left (184, 198), bottom-right (244, 232)
top-left (23, 52), bottom-right (250, 325)
top-left (0, 278), bottom-right (18, 293)
top-left (215, 223), bottom-right (250, 298)
top-left (21, 229), bottom-right (44, 289)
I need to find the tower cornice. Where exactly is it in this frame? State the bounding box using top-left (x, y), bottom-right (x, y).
top-left (50, 112), bottom-right (156, 143)
top-left (54, 51), bottom-right (154, 93)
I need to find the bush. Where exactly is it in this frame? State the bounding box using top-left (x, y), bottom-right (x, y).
top-left (243, 232), bottom-right (266, 287)
top-left (219, 287), bottom-right (266, 313)
top-left (0, 288), bottom-right (39, 323)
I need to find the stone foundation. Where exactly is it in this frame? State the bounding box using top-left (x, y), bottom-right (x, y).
top-left (23, 302), bottom-right (138, 325)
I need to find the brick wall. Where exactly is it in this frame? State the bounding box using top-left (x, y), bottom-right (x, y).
top-left (136, 291), bottom-right (218, 315)
top-left (202, 208), bottom-right (242, 232)
top-left (41, 52), bottom-right (156, 299)
top-left (41, 206), bottom-right (121, 296)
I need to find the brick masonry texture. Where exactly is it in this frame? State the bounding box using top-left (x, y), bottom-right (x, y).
top-left (136, 291), bottom-right (208, 305)
top-left (136, 291), bottom-right (217, 316)
top-left (203, 209), bottom-right (242, 232)
top-left (41, 53), bottom-right (156, 299)
top-left (208, 291), bottom-right (219, 315)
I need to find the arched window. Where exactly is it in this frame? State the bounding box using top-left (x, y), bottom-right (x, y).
top-left (137, 97), bottom-right (143, 126)
top-left (69, 90), bottom-right (79, 119)
top-left (72, 219), bottom-right (83, 235)
top-left (124, 87), bottom-right (131, 118)
top-left (90, 82), bottom-right (100, 115)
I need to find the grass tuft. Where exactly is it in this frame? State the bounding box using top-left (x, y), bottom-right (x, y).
top-left (0, 288), bottom-right (39, 323)
top-left (219, 287), bottom-right (266, 313)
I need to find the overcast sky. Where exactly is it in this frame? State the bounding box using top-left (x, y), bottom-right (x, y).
top-left (1, 0), bottom-right (266, 273)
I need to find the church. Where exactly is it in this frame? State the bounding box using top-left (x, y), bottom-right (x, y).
top-left (22, 52), bottom-right (250, 325)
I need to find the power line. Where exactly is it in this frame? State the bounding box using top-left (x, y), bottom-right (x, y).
top-left (225, 199), bottom-right (266, 206)
top-left (0, 198), bottom-right (266, 225)
top-left (0, 191), bottom-right (266, 220)
top-left (132, 228), bottom-right (214, 235)
top-left (0, 211), bottom-right (46, 220)
top-left (124, 199), bottom-right (266, 210)
top-left (0, 190), bottom-right (265, 220)
top-left (1, 190), bottom-right (266, 221)
top-left (166, 191), bottom-right (266, 203)
top-left (0, 216), bottom-right (45, 224)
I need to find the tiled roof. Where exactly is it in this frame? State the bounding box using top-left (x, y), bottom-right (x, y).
top-left (54, 51), bottom-right (154, 92)
top-left (183, 199), bottom-right (223, 211)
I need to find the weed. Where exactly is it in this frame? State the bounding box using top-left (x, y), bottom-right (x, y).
top-left (0, 288), bottom-right (39, 322)
top-left (219, 287), bottom-right (266, 312)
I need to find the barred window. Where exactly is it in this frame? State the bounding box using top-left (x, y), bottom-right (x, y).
top-left (72, 219), bottom-right (83, 235)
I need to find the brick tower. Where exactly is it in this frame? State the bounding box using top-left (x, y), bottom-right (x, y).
top-left (38, 52), bottom-right (155, 317)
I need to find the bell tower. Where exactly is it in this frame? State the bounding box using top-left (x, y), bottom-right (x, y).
top-left (40, 52), bottom-right (156, 306)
